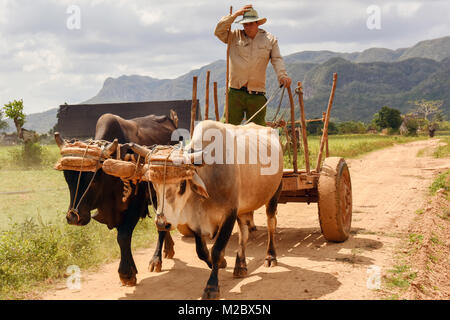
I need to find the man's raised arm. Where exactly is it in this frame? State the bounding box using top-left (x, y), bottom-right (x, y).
top-left (214, 5), bottom-right (253, 43)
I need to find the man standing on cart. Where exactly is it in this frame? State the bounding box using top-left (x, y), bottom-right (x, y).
top-left (214, 4), bottom-right (292, 126)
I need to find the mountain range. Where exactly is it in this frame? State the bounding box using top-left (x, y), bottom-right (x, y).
top-left (7, 35), bottom-right (450, 133)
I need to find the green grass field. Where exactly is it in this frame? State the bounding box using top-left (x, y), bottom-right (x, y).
top-left (283, 133), bottom-right (426, 169)
top-left (0, 169), bottom-right (68, 230)
top-left (0, 145), bottom-right (65, 230)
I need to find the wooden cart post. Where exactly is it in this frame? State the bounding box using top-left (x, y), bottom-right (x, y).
top-left (190, 76), bottom-right (198, 138)
top-left (323, 111), bottom-right (329, 157)
top-left (213, 81), bottom-right (219, 121)
top-left (225, 6), bottom-right (232, 123)
top-left (205, 70), bottom-right (210, 120)
top-left (297, 82), bottom-right (310, 174)
top-left (316, 73), bottom-right (337, 172)
top-left (287, 85), bottom-right (297, 173)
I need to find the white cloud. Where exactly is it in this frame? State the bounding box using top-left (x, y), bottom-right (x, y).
top-left (164, 26), bottom-right (182, 34)
top-left (383, 2), bottom-right (423, 18)
top-left (19, 49), bottom-right (63, 74)
top-left (131, 4), bottom-right (163, 26)
top-left (0, 0), bottom-right (8, 24)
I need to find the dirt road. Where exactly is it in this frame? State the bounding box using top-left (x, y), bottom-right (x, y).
top-left (41, 139), bottom-right (449, 300)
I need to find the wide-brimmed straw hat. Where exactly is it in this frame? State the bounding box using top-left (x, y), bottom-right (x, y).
top-left (235, 8), bottom-right (267, 26)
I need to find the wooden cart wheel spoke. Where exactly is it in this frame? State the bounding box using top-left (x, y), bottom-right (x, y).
top-left (340, 170), bottom-right (352, 228)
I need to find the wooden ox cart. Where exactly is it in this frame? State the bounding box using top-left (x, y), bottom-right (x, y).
top-left (276, 73), bottom-right (352, 242)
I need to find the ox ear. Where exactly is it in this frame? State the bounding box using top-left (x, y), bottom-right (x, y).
top-left (54, 132), bottom-right (65, 149)
top-left (189, 172), bottom-right (209, 199)
top-left (170, 109), bottom-right (178, 128)
top-left (184, 150), bottom-right (207, 166)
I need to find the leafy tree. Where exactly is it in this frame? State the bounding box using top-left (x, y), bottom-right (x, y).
top-left (3, 99), bottom-right (26, 136)
top-left (0, 109), bottom-right (8, 131)
top-left (410, 99), bottom-right (443, 122)
top-left (372, 106), bottom-right (402, 130)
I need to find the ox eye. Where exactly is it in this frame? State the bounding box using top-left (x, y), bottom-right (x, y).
top-left (179, 180), bottom-right (186, 195)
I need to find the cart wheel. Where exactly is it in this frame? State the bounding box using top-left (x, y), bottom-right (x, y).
top-left (318, 157), bottom-right (352, 242)
top-left (177, 224), bottom-right (194, 237)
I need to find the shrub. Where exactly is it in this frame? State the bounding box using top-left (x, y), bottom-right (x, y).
top-left (337, 121), bottom-right (367, 134)
top-left (0, 215), bottom-right (156, 299)
top-left (8, 142), bottom-right (42, 168)
top-left (6, 142), bottom-right (56, 169)
top-left (405, 118), bottom-right (419, 136)
top-left (437, 121), bottom-right (450, 131)
top-left (430, 170), bottom-right (449, 195)
top-left (387, 127), bottom-right (399, 135)
top-left (373, 106), bottom-right (402, 130)
top-left (23, 141), bottom-right (43, 167)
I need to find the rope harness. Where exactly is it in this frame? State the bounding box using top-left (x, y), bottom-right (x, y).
top-left (143, 144), bottom-right (184, 219)
top-left (270, 86), bottom-right (286, 123)
top-left (244, 84), bottom-right (302, 127)
top-left (244, 85), bottom-right (283, 125)
top-left (54, 138), bottom-right (116, 222)
top-left (67, 141), bottom-right (102, 223)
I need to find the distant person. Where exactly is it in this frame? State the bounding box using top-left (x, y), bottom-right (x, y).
top-left (428, 123), bottom-right (436, 138)
top-left (214, 4), bottom-right (292, 126)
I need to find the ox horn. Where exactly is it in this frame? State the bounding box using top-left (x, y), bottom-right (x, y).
top-left (130, 143), bottom-right (151, 158)
top-left (103, 139), bottom-right (119, 158)
top-left (185, 150), bottom-right (206, 166)
top-left (54, 132), bottom-right (65, 149)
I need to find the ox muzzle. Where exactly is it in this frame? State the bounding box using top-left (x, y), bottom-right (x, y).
top-left (66, 208), bottom-right (80, 225)
top-left (66, 208), bottom-right (92, 226)
top-left (155, 212), bottom-right (171, 231)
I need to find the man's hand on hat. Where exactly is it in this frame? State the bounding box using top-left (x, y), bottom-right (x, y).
top-left (280, 76), bottom-right (292, 88)
top-left (234, 4), bottom-right (253, 18)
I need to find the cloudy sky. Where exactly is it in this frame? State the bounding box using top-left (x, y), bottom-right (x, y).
top-left (0, 0), bottom-right (449, 114)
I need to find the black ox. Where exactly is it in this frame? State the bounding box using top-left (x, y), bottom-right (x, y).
top-left (55, 112), bottom-right (179, 286)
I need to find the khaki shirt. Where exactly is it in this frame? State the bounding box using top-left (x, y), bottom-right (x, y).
top-left (214, 14), bottom-right (288, 93)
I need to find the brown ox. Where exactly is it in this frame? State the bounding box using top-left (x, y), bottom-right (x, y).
top-left (132, 120), bottom-right (283, 299)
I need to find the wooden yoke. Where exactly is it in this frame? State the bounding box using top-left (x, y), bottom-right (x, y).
top-left (225, 6), bottom-right (232, 123)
